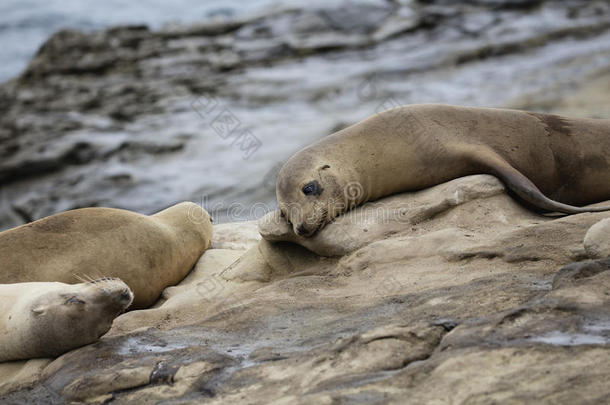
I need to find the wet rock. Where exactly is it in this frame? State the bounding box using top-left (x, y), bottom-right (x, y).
top-left (372, 8), bottom-right (421, 41)
top-left (441, 257), bottom-right (610, 351)
top-left (21, 26), bottom-right (152, 80)
top-left (37, 330), bottom-right (237, 403)
top-left (381, 345), bottom-right (610, 404)
top-left (552, 257), bottom-right (610, 290)
top-left (0, 359), bottom-right (51, 396)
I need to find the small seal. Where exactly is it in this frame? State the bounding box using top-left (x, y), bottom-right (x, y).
top-left (0, 278), bottom-right (133, 362)
top-left (0, 202), bottom-right (213, 308)
top-left (277, 104), bottom-right (610, 236)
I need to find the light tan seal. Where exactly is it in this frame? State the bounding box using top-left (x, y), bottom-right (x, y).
top-left (0, 202), bottom-right (212, 308)
top-left (0, 278), bottom-right (133, 362)
top-left (277, 104), bottom-right (610, 236)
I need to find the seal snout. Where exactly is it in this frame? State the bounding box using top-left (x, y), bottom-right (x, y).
top-left (295, 223), bottom-right (318, 238)
top-left (88, 278), bottom-right (134, 310)
top-left (115, 287), bottom-right (134, 310)
top-left (119, 288), bottom-right (133, 303)
top-left (296, 224), bottom-right (308, 236)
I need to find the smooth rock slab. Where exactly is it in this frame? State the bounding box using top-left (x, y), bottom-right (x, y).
top-left (259, 174), bottom-right (510, 256)
top-left (212, 221), bottom-right (261, 251)
top-left (3, 181), bottom-right (610, 403)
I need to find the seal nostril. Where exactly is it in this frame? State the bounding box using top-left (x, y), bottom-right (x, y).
top-left (297, 224), bottom-right (307, 235)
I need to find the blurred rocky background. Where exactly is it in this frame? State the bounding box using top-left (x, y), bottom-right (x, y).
top-left (0, 0), bottom-right (609, 230)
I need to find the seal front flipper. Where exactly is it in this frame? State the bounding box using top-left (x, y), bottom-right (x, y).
top-left (468, 147), bottom-right (610, 214)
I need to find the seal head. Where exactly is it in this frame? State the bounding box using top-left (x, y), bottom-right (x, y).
top-left (26, 278), bottom-right (133, 358)
top-left (277, 155), bottom-right (348, 237)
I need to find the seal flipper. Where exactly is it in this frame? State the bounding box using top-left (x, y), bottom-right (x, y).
top-left (469, 148), bottom-right (610, 214)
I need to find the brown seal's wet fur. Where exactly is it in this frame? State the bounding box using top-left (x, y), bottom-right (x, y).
top-left (277, 104), bottom-right (610, 237)
top-left (0, 278), bottom-right (133, 362)
top-left (0, 202), bottom-right (213, 308)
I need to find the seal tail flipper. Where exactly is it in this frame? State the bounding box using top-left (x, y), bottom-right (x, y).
top-left (469, 148), bottom-right (610, 214)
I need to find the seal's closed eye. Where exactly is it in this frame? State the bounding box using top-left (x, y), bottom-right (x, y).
top-left (65, 296), bottom-right (85, 305)
top-left (302, 181), bottom-right (323, 196)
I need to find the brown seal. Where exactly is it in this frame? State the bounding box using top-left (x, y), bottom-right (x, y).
top-left (0, 202), bottom-right (213, 308)
top-left (0, 278), bottom-right (132, 362)
top-left (277, 104), bottom-right (610, 236)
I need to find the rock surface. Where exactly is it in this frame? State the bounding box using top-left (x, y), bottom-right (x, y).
top-left (212, 220), bottom-right (261, 251)
top-left (258, 175), bottom-right (511, 256)
top-left (2, 175), bottom-right (609, 403)
top-left (1, 0), bottom-right (610, 230)
top-left (584, 218), bottom-right (610, 259)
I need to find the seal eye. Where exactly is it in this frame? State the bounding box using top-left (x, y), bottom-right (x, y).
top-left (302, 184), bottom-right (315, 195)
top-left (302, 181), bottom-right (322, 196)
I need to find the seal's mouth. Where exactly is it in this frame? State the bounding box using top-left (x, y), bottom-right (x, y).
top-left (78, 276), bottom-right (134, 310)
top-left (117, 288), bottom-right (134, 310)
top-left (296, 226), bottom-right (316, 237)
top-left (295, 216), bottom-right (326, 238)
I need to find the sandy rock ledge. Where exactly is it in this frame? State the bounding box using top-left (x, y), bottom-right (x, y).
top-left (1, 175), bottom-right (609, 404)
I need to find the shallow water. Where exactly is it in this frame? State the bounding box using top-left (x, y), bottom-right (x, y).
top-left (530, 331), bottom-right (609, 346)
